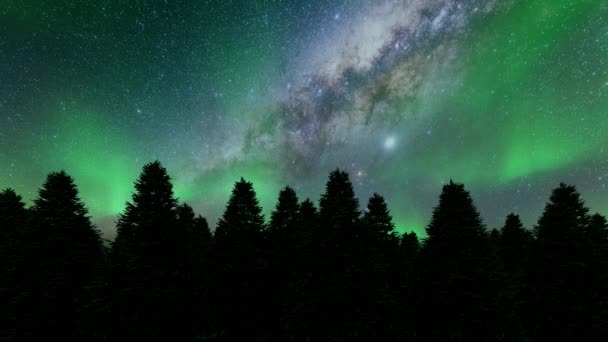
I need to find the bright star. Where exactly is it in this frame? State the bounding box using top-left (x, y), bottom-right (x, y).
top-left (384, 136), bottom-right (397, 150)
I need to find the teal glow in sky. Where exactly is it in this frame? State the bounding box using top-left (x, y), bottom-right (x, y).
top-left (1, 0), bottom-right (607, 238)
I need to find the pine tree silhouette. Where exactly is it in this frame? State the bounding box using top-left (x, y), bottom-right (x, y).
top-left (194, 215), bottom-right (212, 241)
top-left (360, 193), bottom-right (400, 340)
top-left (586, 213), bottom-right (608, 338)
top-left (299, 198), bottom-right (318, 243)
top-left (0, 188), bottom-right (29, 340)
top-left (25, 171), bottom-right (103, 340)
top-left (266, 186), bottom-right (300, 337)
top-left (175, 203), bottom-right (212, 337)
top-left (400, 231), bottom-right (420, 259)
top-left (0, 188), bottom-right (27, 278)
top-left (393, 231), bottom-right (420, 340)
top-left (212, 177), bottom-right (268, 339)
top-left (269, 186), bottom-right (300, 235)
top-left (284, 198), bottom-right (319, 340)
top-left (319, 169), bottom-right (360, 231)
top-left (215, 177), bottom-right (265, 243)
top-left (499, 214), bottom-right (532, 275)
top-left (418, 180), bottom-right (503, 341)
top-left (5, 163), bottom-right (608, 341)
top-left (363, 193), bottom-right (396, 240)
top-left (495, 213), bottom-right (533, 340)
top-left (315, 169), bottom-right (367, 340)
top-left (110, 161), bottom-right (187, 341)
top-left (526, 183), bottom-right (594, 342)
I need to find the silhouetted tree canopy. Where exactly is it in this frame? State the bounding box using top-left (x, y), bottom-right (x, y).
top-left (319, 169), bottom-right (360, 230)
top-left (215, 177), bottom-right (265, 243)
top-left (527, 183), bottom-right (597, 342)
top-left (499, 213), bottom-right (532, 274)
top-left (363, 193), bottom-right (396, 239)
top-left (1, 164), bottom-right (607, 342)
top-left (24, 171), bottom-right (103, 339)
top-left (419, 180), bottom-right (506, 341)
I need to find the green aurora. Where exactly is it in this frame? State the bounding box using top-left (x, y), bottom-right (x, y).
top-left (1, 0), bottom-right (606, 237)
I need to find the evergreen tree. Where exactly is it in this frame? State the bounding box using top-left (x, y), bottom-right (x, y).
top-left (363, 193), bottom-right (396, 239)
top-left (400, 231), bottom-right (420, 260)
top-left (360, 193), bottom-right (400, 340)
top-left (526, 184), bottom-right (594, 342)
top-left (418, 181), bottom-right (503, 341)
top-left (0, 188), bottom-right (27, 223)
top-left (110, 161), bottom-right (185, 341)
top-left (267, 186), bottom-right (302, 339)
top-left (0, 188), bottom-right (27, 277)
top-left (0, 189), bottom-right (29, 340)
top-left (499, 214), bottom-right (532, 275)
top-left (299, 198), bottom-right (318, 240)
top-left (314, 170), bottom-right (367, 340)
top-left (175, 203), bottom-right (212, 337)
top-left (212, 178), bottom-right (268, 339)
top-left (194, 215), bottom-right (212, 242)
top-left (587, 213), bottom-right (608, 243)
top-left (284, 198), bottom-right (319, 339)
top-left (489, 228), bottom-right (501, 245)
top-left (27, 171), bottom-right (103, 339)
top-left (176, 203), bottom-right (212, 249)
top-left (395, 231), bottom-right (420, 341)
top-left (586, 213), bottom-right (608, 338)
top-left (497, 213), bottom-right (532, 339)
top-left (319, 169), bottom-right (360, 231)
top-left (214, 177), bottom-right (265, 243)
top-left (269, 186), bottom-right (300, 235)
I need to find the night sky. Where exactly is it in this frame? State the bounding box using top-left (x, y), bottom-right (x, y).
top-left (1, 0), bottom-right (607, 239)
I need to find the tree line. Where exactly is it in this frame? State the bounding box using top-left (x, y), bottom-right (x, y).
top-left (1, 160), bottom-right (607, 341)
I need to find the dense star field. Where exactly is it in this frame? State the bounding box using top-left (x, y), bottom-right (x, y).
top-left (1, 0), bottom-right (607, 238)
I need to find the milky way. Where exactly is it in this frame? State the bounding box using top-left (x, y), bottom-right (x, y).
top-left (1, 0), bottom-right (607, 238)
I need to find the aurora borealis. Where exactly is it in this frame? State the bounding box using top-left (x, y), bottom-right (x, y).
top-left (1, 0), bottom-right (607, 238)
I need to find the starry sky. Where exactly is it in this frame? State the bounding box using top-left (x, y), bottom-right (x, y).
top-left (1, 0), bottom-right (607, 239)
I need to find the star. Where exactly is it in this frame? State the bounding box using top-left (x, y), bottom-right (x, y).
top-left (384, 136), bottom-right (397, 150)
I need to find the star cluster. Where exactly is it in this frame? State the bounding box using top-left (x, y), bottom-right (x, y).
top-left (1, 0), bottom-right (607, 238)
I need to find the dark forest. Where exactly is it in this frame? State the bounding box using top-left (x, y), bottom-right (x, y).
top-left (1, 161), bottom-right (606, 341)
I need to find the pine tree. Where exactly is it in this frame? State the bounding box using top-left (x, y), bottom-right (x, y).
top-left (299, 198), bottom-right (318, 234)
top-left (360, 193), bottom-right (400, 340)
top-left (497, 213), bottom-right (532, 340)
top-left (499, 214), bottom-right (532, 275)
top-left (265, 186), bottom-right (302, 339)
top-left (193, 215), bottom-right (212, 242)
top-left (176, 202), bottom-right (211, 250)
top-left (269, 186), bottom-right (300, 235)
top-left (363, 193), bottom-right (396, 240)
top-left (215, 177), bottom-right (265, 243)
top-left (0, 188), bottom-right (29, 340)
top-left (395, 231), bottom-right (420, 341)
top-left (400, 231), bottom-right (420, 259)
top-left (0, 188), bottom-right (27, 276)
top-left (212, 178), bottom-right (268, 339)
top-left (526, 183), bottom-right (593, 342)
top-left (418, 181), bottom-right (501, 341)
top-left (318, 169), bottom-right (360, 231)
top-left (315, 170), bottom-right (365, 340)
top-left (110, 161), bottom-right (184, 340)
top-left (586, 213), bottom-right (608, 337)
top-left (28, 171), bottom-right (103, 339)
top-left (587, 213), bottom-right (608, 243)
top-left (284, 198), bottom-right (319, 339)
top-left (175, 203), bottom-right (212, 337)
